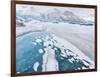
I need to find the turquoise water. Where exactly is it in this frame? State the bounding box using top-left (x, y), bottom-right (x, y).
top-left (16, 32), bottom-right (46, 73)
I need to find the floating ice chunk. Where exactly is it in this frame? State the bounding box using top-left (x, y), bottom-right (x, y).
top-left (68, 59), bottom-right (73, 63)
top-left (77, 68), bottom-right (81, 70)
top-left (32, 42), bottom-right (37, 45)
top-left (66, 50), bottom-right (74, 56)
top-left (43, 40), bottom-right (53, 47)
top-left (45, 35), bottom-right (50, 40)
top-left (61, 53), bottom-right (67, 57)
top-left (38, 49), bottom-right (44, 54)
top-left (36, 39), bottom-right (42, 43)
top-left (60, 49), bottom-right (68, 57)
top-left (43, 42), bottom-right (47, 46)
top-left (82, 67), bottom-right (87, 69)
top-left (33, 62), bottom-right (39, 71)
top-left (54, 48), bottom-right (57, 51)
top-left (70, 58), bottom-right (74, 61)
top-left (82, 60), bottom-right (90, 66)
top-left (68, 57), bottom-right (75, 63)
top-left (17, 72), bottom-right (20, 74)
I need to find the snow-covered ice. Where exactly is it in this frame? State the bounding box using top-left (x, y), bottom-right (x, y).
top-left (33, 62), bottom-right (39, 71)
top-left (42, 45), bottom-right (59, 71)
top-left (32, 42), bottom-right (37, 45)
top-left (36, 39), bottom-right (42, 43)
top-left (38, 49), bottom-right (44, 54)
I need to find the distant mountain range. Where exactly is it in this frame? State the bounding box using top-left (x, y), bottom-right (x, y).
top-left (16, 8), bottom-right (93, 26)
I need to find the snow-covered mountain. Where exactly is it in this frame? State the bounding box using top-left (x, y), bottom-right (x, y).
top-left (62, 10), bottom-right (85, 24)
top-left (16, 8), bottom-right (88, 25)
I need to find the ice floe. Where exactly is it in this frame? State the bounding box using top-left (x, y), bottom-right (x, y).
top-left (33, 62), bottom-right (39, 71)
top-left (36, 39), bottom-right (42, 43)
top-left (38, 49), bottom-right (44, 54)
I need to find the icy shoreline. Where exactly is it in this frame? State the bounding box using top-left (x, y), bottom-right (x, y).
top-left (16, 22), bottom-right (44, 37)
top-left (16, 22), bottom-right (94, 61)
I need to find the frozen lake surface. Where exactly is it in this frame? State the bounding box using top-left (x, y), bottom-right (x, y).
top-left (16, 30), bottom-right (94, 73)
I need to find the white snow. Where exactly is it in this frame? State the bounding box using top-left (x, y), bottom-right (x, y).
top-left (54, 48), bottom-right (57, 51)
top-left (82, 60), bottom-right (90, 66)
top-left (16, 21), bottom-right (44, 37)
top-left (41, 22), bottom-right (94, 61)
top-left (42, 39), bottom-right (59, 72)
top-left (82, 67), bottom-right (87, 69)
top-left (17, 72), bottom-right (20, 74)
top-left (42, 33), bottom-right (94, 71)
top-left (36, 39), bottom-right (42, 43)
top-left (77, 68), bottom-right (81, 70)
top-left (68, 59), bottom-right (73, 63)
top-left (43, 40), bottom-right (53, 47)
top-left (38, 49), bottom-right (44, 54)
top-left (33, 62), bottom-right (39, 71)
top-left (52, 34), bottom-right (94, 66)
top-left (60, 48), bottom-right (68, 57)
